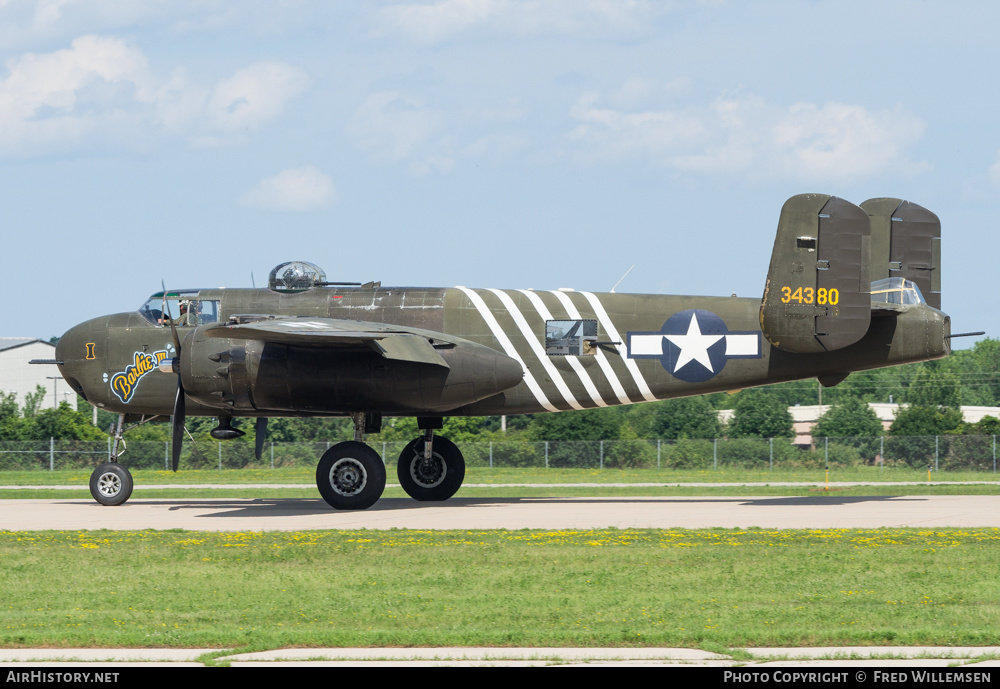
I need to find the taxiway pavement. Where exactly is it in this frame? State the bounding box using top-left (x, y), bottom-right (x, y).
top-left (5, 494), bottom-right (1000, 531)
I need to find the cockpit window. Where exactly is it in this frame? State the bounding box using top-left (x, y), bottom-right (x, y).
top-left (871, 277), bottom-right (924, 306)
top-left (138, 291), bottom-right (220, 326)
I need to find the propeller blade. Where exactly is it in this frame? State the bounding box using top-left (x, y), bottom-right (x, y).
top-left (163, 280), bottom-right (186, 472)
top-left (171, 378), bottom-right (185, 472)
top-left (255, 417), bottom-right (267, 462)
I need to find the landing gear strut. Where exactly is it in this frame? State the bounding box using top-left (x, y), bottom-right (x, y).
top-left (88, 413), bottom-right (139, 506)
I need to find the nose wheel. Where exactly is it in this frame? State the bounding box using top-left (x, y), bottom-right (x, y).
top-left (89, 463), bottom-right (134, 506)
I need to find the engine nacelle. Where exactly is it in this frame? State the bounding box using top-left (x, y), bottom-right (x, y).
top-left (179, 325), bottom-right (524, 414)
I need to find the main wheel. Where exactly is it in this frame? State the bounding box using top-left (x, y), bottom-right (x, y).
top-left (89, 463), bottom-right (133, 506)
top-left (316, 441), bottom-right (386, 510)
top-left (397, 436), bottom-right (465, 501)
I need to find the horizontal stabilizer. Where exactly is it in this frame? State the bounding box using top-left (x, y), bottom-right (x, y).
top-left (760, 194), bottom-right (872, 353)
top-left (861, 198), bottom-right (941, 310)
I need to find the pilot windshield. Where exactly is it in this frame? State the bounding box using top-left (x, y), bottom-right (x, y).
top-left (138, 292), bottom-right (220, 326)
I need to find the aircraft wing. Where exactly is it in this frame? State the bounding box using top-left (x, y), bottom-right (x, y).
top-left (204, 317), bottom-right (452, 368)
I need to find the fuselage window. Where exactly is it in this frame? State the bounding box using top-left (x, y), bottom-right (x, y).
top-left (870, 277), bottom-right (924, 306)
top-left (545, 319), bottom-right (598, 356)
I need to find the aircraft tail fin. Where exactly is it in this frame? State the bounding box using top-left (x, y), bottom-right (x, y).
top-left (760, 194), bottom-right (872, 354)
top-left (860, 198), bottom-right (941, 310)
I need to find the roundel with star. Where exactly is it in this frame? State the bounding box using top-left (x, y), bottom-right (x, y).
top-left (626, 309), bottom-right (761, 383)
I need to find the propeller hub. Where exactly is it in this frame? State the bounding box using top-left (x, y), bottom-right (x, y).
top-left (158, 357), bottom-right (180, 374)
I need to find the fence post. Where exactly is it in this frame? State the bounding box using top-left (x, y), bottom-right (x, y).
top-left (935, 435), bottom-right (939, 471)
top-left (769, 437), bottom-right (773, 471)
top-left (50, 437), bottom-right (54, 471)
top-left (165, 441), bottom-right (168, 470)
top-left (881, 436), bottom-right (884, 472)
top-left (489, 441), bottom-right (493, 468)
top-left (271, 441), bottom-right (274, 470)
top-left (713, 438), bottom-right (717, 471)
top-left (218, 442), bottom-right (222, 470)
top-left (657, 439), bottom-right (661, 470)
top-left (545, 441), bottom-right (549, 468)
top-left (994, 435), bottom-right (996, 474)
top-left (825, 437), bottom-right (828, 469)
top-left (600, 440), bottom-right (604, 469)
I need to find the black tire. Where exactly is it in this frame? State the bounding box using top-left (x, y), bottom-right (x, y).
top-left (316, 441), bottom-right (386, 510)
top-left (89, 463), bottom-right (133, 506)
top-left (397, 436), bottom-right (465, 501)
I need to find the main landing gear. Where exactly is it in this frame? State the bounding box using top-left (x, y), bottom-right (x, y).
top-left (314, 414), bottom-right (466, 510)
top-left (85, 412), bottom-right (465, 511)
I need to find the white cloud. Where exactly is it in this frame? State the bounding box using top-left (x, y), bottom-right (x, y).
top-left (239, 166), bottom-right (336, 212)
top-left (206, 62), bottom-right (309, 132)
top-left (0, 34), bottom-right (155, 155)
top-left (349, 91), bottom-right (454, 175)
top-left (567, 88), bottom-right (929, 183)
top-left (0, 36), bottom-right (308, 157)
top-left (988, 150), bottom-right (1000, 189)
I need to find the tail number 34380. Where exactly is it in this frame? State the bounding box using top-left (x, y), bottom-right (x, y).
top-left (780, 286), bottom-right (840, 305)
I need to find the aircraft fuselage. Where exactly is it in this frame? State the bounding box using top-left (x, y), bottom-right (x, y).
top-left (55, 285), bottom-right (950, 420)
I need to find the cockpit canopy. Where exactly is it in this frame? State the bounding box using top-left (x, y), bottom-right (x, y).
top-left (871, 277), bottom-right (925, 306)
top-left (138, 290), bottom-right (220, 327)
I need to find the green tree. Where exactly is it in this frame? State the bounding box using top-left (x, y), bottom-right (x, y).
top-left (906, 367), bottom-right (961, 408)
top-left (813, 397), bottom-right (884, 462)
top-left (727, 388), bottom-right (794, 439)
top-left (887, 405), bottom-right (963, 469)
top-left (813, 398), bottom-right (883, 438)
top-left (23, 403), bottom-right (106, 441)
top-left (890, 405), bottom-right (964, 436)
top-left (529, 407), bottom-right (623, 442)
top-left (0, 391), bottom-right (25, 439)
top-left (21, 385), bottom-right (46, 419)
top-left (641, 396), bottom-right (722, 439)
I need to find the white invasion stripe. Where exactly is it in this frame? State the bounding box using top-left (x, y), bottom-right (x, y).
top-left (487, 288), bottom-right (584, 411)
top-left (725, 334), bottom-right (760, 357)
top-left (456, 287), bottom-right (558, 413)
top-left (629, 334), bottom-right (666, 356)
top-left (517, 289), bottom-right (607, 407)
top-left (579, 291), bottom-right (657, 402)
top-left (550, 290), bottom-right (633, 406)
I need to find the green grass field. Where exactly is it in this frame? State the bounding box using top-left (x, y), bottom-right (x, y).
top-left (2, 528), bottom-right (999, 649)
top-left (2, 467), bottom-right (999, 651)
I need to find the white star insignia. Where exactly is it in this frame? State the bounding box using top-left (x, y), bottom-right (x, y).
top-left (665, 312), bottom-right (723, 373)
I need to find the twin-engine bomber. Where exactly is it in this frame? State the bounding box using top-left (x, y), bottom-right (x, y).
top-left (40, 194), bottom-right (955, 510)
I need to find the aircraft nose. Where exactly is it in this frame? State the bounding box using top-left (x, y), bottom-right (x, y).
top-left (55, 316), bottom-right (109, 399)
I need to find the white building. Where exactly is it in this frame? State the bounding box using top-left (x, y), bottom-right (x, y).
top-left (0, 338), bottom-right (73, 411)
top-left (718, 403), bottom-right (1000, 445)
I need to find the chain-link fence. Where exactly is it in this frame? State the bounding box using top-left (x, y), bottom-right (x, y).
top-left (1, 435), bottom-right (998, 472)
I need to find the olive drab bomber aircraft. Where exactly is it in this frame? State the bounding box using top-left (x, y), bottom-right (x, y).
top-left (36, 193), bottom-right (960, 510)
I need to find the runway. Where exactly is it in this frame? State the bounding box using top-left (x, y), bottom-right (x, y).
top-left (5, 494), bottom-right (1000, 531)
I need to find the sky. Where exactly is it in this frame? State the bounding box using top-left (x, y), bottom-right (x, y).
top-left (1, 0), bottom-right (997, 349)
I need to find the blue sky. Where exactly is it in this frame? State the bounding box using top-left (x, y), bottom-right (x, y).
top-left (1, 0), bottom-right (997, 349)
